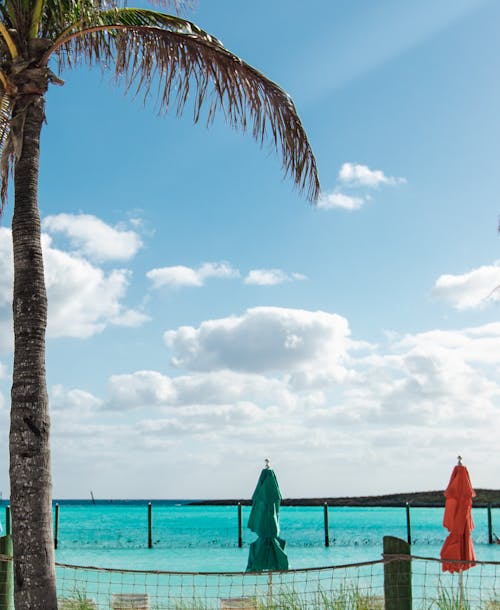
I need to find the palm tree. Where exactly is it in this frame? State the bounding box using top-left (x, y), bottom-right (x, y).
top-left (1, 1), bottom-right (319, 608)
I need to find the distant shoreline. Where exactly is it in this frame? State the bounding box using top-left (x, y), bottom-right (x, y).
top-left (1, 490), bottom-right (498, 507)
top-left (188, 489), bottom-right (500, 508)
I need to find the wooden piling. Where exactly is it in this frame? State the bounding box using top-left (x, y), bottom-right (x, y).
top-left (488, 504), bottom-right (493, 544)
top-left (406, 502), bottom-right (412, 545)
top-left (0, 534), bottom-right (13, 610)
top-left (383, 535), bottom-right (412, 610)
top-left (148, 503), bottom-right (153, 548)
top-left (323, 503), bottom-right (330, 547)
top-left (237, 502), bottom-right (243, 548)
top-left (54, 503), bottom-right (60, 549)
top-left (54, 503), bottom-right (59, 549)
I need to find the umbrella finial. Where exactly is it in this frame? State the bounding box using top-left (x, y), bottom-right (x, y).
top-left (264, 458), bottom-right (270, 469)
top-left (457, 455), bottom-right (463, 465)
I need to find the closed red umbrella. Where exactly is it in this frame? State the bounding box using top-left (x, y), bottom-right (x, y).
top-left (440, 457), bottom-right (476, 574)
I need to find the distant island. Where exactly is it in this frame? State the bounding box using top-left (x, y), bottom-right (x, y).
top-left (189, 489), bottom-right (500, 508)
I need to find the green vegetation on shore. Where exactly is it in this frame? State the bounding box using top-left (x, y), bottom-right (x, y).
top-left (189, 489), bottom-right (500, 507)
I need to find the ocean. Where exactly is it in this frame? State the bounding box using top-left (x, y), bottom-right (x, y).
top-left (2, 500), bottom-right (499, 572)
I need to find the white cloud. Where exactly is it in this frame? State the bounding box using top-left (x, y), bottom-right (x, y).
top-left (244, 269), bottom-right (306, 286)
top-left (35, 313), bottom-right (500, 497)
top-left (107, 369), bottom-right (295, 410)
top-left (317, 191), bottom-right (365, 210)
top-left (318, 163), bottom-right (406, 212)
top-left (164, 306), bottom-right (351, 373)
top-left (110, 309), bottom-right (150, 327)
top-left (433, 263), bottom-right (500, 310)
top-left (338, 162), bottom-right (406, 187)
top-left (51, 384), bottom-right (103, 419)
top-left (43, 235), bottom-right (148, 338)
top-left (395, 323), bottom-right (500, 366)
top-left (43, 213), bottom-right (143, 262)
top-left (109, 370), bottom-right (177, 408)
top-left (147, 262), bottom-right (239, 288)
top-left (0, 227), bottom-right (148, 344)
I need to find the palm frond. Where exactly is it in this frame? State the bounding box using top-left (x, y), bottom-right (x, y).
top-left (0, 20), bottom-right (17, 57)
top-left (45, 10), bottom-right (319, 200)
top-left (40, 0), bottom-right (116, 39)
top-left (38, 0), bottom-right (193, 39)
top-left (3, 0), bottom-right (37, 43)
top-left (29, 0), bottom-right (45, 38)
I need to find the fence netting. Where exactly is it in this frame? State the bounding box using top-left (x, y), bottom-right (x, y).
top-left (1, 553), bottom-right (500, 609)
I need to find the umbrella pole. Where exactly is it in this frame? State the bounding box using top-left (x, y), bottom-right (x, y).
top-left (458, 570), bottom-right (464, 609)
top-left (268, 571), bottom-right (273, 606)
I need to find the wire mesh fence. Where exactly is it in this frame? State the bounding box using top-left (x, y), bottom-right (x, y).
top-left (2, 551), bottom-right (500, 608)
top-left (55, 560), bottom-right (386, 610)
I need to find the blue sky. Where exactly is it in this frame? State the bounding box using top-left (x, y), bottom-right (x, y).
top-left (1, 0), bottom-right (500, 499)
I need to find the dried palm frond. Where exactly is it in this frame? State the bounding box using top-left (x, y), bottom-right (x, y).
top-left (45, 10), bottom-right (319, 200)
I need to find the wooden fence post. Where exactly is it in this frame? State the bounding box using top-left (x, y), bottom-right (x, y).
top-left (0, 534), bottom-right (13, 610)
top-left (323, 503), bottom-right (330, 547)
top-left (406, 502), bottom-right (412, 545)
top-left (54, 503), bottom-right (59, 549)
top-left (237, 503), bottom-right (243, 548)
top-left (487, 504), bottom-right (493, 544)
top-left (383, 535), bottom-right (412, 610)
top-left (148, 503), bottom-right (153, 549)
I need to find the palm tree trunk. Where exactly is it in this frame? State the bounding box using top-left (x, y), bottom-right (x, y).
top-left (10, 93), bottom-right (57, 610)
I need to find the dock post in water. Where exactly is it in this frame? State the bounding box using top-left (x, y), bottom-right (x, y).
top-left (148, 502), bottom-right (153, 548)
top-left (488, 504), bottom-right (493, 544)
top-left (237, 502), bottom-right (243, 548)
top-left (0, 533), bottom-right (13, 610)
top-left (383, 536), bottom-right (412, 610)
top-left (323, 502), bottom-right (330, 547)
top-left (405, 502), bottom-right (412, 545)
top-left (5, 506), bottom-right (10, 536)
top-left (54, 503), bottom-right (60, 549)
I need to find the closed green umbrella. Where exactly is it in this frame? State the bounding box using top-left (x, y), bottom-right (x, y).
top-left (246, 460), bottom-right (289, 572)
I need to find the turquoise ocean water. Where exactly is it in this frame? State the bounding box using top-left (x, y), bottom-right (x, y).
top-left (1, 500), bottom-right (499, 572)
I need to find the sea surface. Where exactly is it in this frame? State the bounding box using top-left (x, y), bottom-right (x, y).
top-left (1, 500), bottom-right (499, 572)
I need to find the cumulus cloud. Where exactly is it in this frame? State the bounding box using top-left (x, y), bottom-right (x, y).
top-left (164, 306), bottom-right (351, 373)
top-left (51, 384), bottom-right (103, 418)
top-left (317, 192), bottom-right (365, 210)
top-left (318, 162), bottom-right (406, 212)
top-left (0, 227), bottom-right (148, 343)
top-left (138, 402), bottom-right (268, 441)
top-left (40, 314), bottom-right (500, 497)
top-left (108, 369), bottom-right (295, 410)
top-left (109, 370), bottom-right (177, 408)
top-left (395, 323), bottom-right (500, 366)
top-left (433, 263), bottom-right (500, 310)
top-left (338, 162), bottom-right (406, 187)
top-left (244, 269), bottom-right (306, 286)
top-left (43, 213), bottom-right (143, 262)
top-left (147, 262), bottom-right (239, 289)
top-left (346, 323), bottom-right (500, 431)
top-left (43, 234), bottom-right (148, 338)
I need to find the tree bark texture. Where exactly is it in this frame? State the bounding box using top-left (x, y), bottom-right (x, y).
top-left (10, 94), bottom-right (58, 610)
